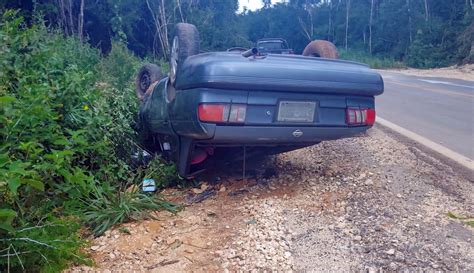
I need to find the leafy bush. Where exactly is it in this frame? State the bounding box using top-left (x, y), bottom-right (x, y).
top-left (0, 11), bottom-right (179, 272)
top-left (0, 217), bottom-right (89, 272)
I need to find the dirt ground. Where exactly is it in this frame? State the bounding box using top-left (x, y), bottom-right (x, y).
top-left (385, 64), bottom-right (474, 81)
top-left (70, 125), bottom-right (473, 272)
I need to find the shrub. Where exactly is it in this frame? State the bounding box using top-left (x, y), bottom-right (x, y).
top-left (0, 11), bottom-right (179, 272)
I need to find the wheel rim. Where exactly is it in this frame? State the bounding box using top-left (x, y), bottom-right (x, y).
top-left (170, 36), bottom-right (179, 84)
top-left (140, 72), bottom-right (151, 91)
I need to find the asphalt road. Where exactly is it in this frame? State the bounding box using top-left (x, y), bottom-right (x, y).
top-left (376, 71), bottom-right (474, 160)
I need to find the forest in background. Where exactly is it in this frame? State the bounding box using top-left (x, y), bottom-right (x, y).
top-left (2, 0), bottom-right (473, 68)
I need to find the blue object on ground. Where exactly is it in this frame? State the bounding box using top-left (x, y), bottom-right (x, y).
top-left (142, 178), bottom-right (156, 192)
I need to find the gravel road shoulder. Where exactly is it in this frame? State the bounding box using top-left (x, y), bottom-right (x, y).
top-left (70, 126), bottom-right (473, 272)
top-left (383, 64), bottom-right (474, 81)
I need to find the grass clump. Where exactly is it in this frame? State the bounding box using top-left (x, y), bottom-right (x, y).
top-left (447, 212), bottom-right (474, 228)
top-left (0, 10), bottom-right (180, 272)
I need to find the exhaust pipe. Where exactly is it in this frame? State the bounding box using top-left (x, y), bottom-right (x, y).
top-left (242, 47), bottom-right (258, 58)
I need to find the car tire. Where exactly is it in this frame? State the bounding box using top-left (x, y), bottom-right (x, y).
top-left (169, 23), bottom-right (200, 86)
top-left (135, 64), bottom-right (162, 101)
top-left (302, 40), bottom-right (339, 59)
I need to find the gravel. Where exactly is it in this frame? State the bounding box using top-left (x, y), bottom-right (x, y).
top-left (68, 126), bottom-right (473, 272)
top-left (218, 198), bottom-right (294, 271)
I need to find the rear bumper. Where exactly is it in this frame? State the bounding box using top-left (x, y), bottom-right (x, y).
top-left (195, 125), bottom-right (369, 144)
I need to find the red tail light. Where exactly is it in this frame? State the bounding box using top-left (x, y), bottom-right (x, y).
top-left (346, 108), bottom-right (376, 126)
top-left (366, 109), bottom-right (376, 125)
top-left (198, 104), bottom-right (246, 123)
top-left (198, 104), bottom-right (229, 122)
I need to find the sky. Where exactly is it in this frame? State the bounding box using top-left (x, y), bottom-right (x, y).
top-left (238, 0), bottom-right (285, 12)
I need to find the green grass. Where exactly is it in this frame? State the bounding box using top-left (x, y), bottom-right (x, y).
top-left (447, 211), bottom-right (474, 228)
top-left (339, 49), bottom-right (406, 69)
top-left (81, 190), bottom-right (181, 236)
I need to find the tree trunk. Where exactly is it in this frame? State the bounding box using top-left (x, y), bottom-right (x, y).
top-left (424, 0), bottom-right (430, 21)
top-left (369, 0), bottom-right (374, 54)
top-left (327, 0), bottom-right (332, 41)
top-left (299, 17), bottom-right (312, 41)
top-left (345, 0), bottom-right (351, 50)
top-left (78, 0), bottom-right (85, 43)
top-left (58, 0), bottom-right (74, 35)
top-left (298, 4), bottom-right (314, 41)
top-left (146, 0), bottom-right (162, 57)
top-left (159, 0), bottom-right (170, 57)
top-left (176, 0), bottom-right (185, 22)
top-left (67, 0), bottom-right (74, 34)
top-left (407, 0), bottom-right (412, 44)
top-left (145, 0), bottom-right (170, 59)
top-left (58, 0), bottom-right (68, 35)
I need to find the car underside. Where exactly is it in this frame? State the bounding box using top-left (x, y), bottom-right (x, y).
top-left (135, 23), bottom-right (384, 178)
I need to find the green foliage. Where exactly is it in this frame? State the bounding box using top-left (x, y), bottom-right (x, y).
top-left (447, 211), bottom-right (474, 227)
top-left (242, 3), bottom-right (308, 53)
top-left (0, 217), bottom-right (90, 273)
top-left (0, 11), bottom-right (179, 272)
top-left (79, 189), bottom-right (180, 236)
top-left (340, 49), bottom-right (406, 69)
top-left (186, 0), bottom-right (251, 50)
top-left (3, 0), bottom-right (473, 67)
top-left (406, 3), bottom-right (473, 68)
top-left (143, 157), bottom-right (183, 188)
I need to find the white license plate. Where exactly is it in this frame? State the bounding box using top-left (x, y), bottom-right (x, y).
top-left (277, 101), bottom-right (316, 122)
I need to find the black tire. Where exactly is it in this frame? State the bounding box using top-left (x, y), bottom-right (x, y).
top-left (302, 40), bottom-right (339, 59)
top-left (169, 23), bottom-right (200, 86)
top-left (135, 64), bottom-right (162, 101)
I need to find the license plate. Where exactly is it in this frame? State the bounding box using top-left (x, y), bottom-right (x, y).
top-left (277, 101), bottom-right (316, 122)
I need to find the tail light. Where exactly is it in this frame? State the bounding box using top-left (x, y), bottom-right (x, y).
top-left (228, 104), bottom-right (246, 123)
top-left (198, 103), bottom-right (246, 123)
top-left (346, 108), bottom-right (376, 126)
top-left (198, 104), bottom-right (230, 123)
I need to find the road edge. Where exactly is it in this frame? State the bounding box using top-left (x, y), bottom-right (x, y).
top-left (376, 117), bottom-right (474, 172)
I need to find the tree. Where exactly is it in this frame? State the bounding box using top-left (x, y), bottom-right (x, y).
top-left (369, 0), bottom-right (374, 54)
top-left (1, 0), bottom-right (472, 67)
top-left (406, 0), bottom-right (412, 44)
top-left (146, 0), bottom-right (170, 59)
top-left (345, 0), bottom-right (351, 50)
top-left (78, 0), bottom-right (84, 43)
top-left (57, 0), bottom-right (74, 35)
top-left (424, 0), bottom-right (430, 21)
top-left (263, 0), bottom-right (272, 8)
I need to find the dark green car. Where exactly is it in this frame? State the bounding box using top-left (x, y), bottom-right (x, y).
top-left (135, 23), bottom-right (384, 177)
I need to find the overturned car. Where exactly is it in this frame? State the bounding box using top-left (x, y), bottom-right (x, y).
top-left (135, 23), bottom-right (384, 177)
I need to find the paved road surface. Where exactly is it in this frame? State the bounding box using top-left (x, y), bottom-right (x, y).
top-left (376, 71), bottom-right (474, 161)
